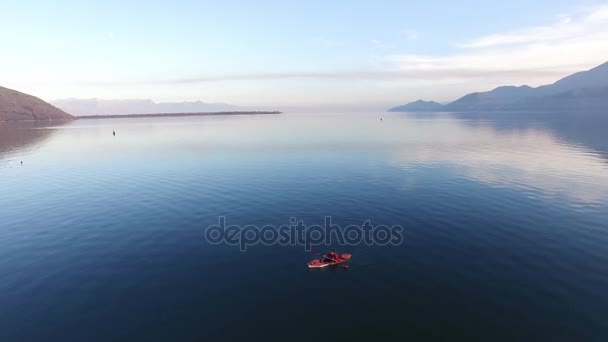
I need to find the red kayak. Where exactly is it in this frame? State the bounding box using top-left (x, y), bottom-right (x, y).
top-left (307, 253), bottom-right (351, 268)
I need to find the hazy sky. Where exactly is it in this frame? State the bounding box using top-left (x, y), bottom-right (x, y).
top-left (2, 0), bottom-right (608, 109)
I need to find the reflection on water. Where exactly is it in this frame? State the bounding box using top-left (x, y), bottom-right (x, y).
top-left (2, 113), bottom-right (608, 203)
top-left (0, 121), bottom-right (68, 166)
top-left (388, 113), bottom-right (608, 204)
top-left (447, 111), bottom-right (608, 161)
top-left (2, 112), bottom-right (608, 207)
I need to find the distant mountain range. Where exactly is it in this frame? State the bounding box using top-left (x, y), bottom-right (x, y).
top-left (51, 98), bottom-right (242, 117)
top-left (0, 86), bottom-right (73, 121)
top-left (389, 61), bottom-right (608, 112)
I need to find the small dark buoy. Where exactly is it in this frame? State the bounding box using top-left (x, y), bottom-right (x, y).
top-left (380, 117), bottom-right (383, 121)
top-left (20, 161), bottom-right (23, 165)
top-left (113, 131), bottom-right (116, 136)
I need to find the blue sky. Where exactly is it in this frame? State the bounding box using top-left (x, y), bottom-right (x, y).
top-left (2, 0), bottom-right (608, 109)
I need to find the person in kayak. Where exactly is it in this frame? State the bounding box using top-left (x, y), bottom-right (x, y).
top-left (324, 250), bottom-right (341, 263)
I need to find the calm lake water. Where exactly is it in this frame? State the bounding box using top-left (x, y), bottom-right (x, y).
top-left (1, 112), bottom-right (608, 341)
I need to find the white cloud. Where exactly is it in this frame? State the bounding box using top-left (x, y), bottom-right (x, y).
top-left (455, 6), bottom-right (608, 49)
top-left (587, 4), bottom-right (608, 22)
top-left (456, 16), bottom-right (583, 48)
top-left (82, 68), bottom-right (568, 87)
top-left (387, 5), bottom-right (608, 86)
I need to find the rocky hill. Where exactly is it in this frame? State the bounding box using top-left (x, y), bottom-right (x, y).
top-left (0, 86), bottom-right (74, 121)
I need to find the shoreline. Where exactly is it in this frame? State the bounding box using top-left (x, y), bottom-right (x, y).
top-left (76, 111), bottom-right (282, 120)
